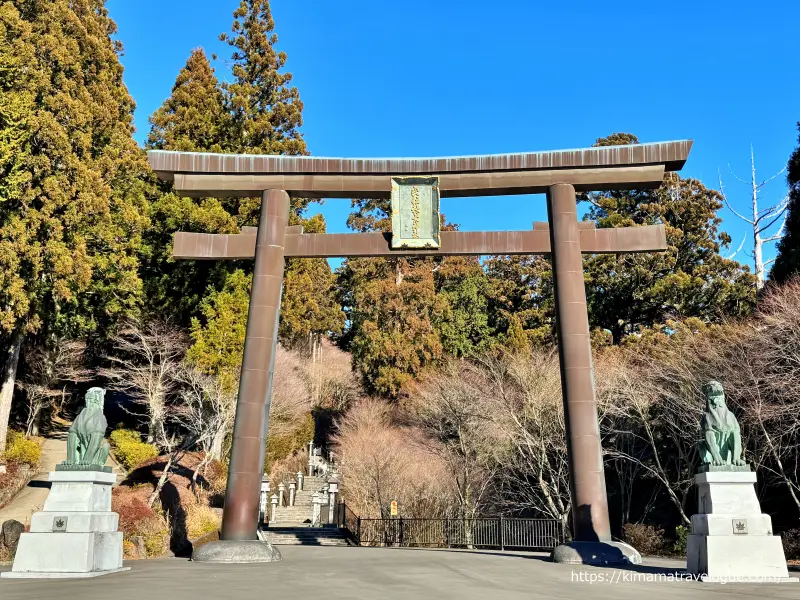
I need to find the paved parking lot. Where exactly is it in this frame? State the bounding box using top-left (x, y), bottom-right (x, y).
top-left (1, 546), bottom-right (796, 600)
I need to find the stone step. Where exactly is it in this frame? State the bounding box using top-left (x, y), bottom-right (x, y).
top-left (261, 527), bottom-right (350, 546)
top-left (266, 537), bottom-right (348, 546)
top-left (273, 509), bottom-right (314, 516)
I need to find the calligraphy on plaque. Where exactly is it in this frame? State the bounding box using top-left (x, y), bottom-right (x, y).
top-left (390, 176), bottom-right (441, 249)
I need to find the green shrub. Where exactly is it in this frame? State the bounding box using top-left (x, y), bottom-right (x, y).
top-left (109, 429), bottom-right (141, 446)
top-left (672, 524), bottom-right (689, 556)
top-left (109, 429), bottom-right (158, 470)
top-left (121, 539), bottom-right (138, 560)
top-left (137, 513), bottom-right (170, 557)
top-left (205, 459), bottom-right (228, 494)
top-left (3, 431), bottom-right (41, 466)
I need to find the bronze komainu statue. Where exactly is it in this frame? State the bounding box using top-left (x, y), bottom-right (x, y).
top-left (59, 387), bottom-right (111, 471)
top-left (699, 380), bottom-right (747, 469)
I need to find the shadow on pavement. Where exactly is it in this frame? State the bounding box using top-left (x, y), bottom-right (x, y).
top-left (26, 480), bottom-right (51, 489)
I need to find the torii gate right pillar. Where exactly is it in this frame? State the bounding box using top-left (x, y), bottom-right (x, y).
top-left (547, 183), bottom-right (611, 544)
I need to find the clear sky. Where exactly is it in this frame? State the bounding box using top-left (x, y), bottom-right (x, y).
top-left (107, 0), bottom-right (798, 271)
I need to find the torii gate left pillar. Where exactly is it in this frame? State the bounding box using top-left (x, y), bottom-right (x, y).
top-left (221, 190), bottom-right (289, 542)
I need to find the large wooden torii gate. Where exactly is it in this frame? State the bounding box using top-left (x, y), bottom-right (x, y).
top-left (148, 140), bottom-right (692, 561)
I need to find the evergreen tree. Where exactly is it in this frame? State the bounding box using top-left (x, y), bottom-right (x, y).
top-left (220, 0), bottom-right (307, 158)
top-left (336, 199), bottom-right (439, 395)
top-left (339, 255), bottom-right (448, 397)
top-left (144, 12), bottom-right (340, 344)
top-left (143, 49), bottom-right (238, 323)
top-left (0, 0), bottom-right (149, 452)
top-left (215, 0), bottom-right (341, 346)
top-left (770, 123), bottom-right (800, 283)
top-left (218, 0), bottom-right (311, 229)
top-left (435, 255), bottom-right (495, 357)
top-left (484, 255), bottom-right (554, 347)
top-left (147, 48), bottom-right (226, 153)
top-left (186, 269), bottom-right (250, 393)
top-left (584, 133), bottom-right (756, 343)
top-left (280, 214), bottom-right (345, 349)
top-left (337, 200), bottom-right (494, 394)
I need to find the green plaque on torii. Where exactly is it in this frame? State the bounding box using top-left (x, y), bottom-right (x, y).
top-left (390, 176), bottom-right (441, 249)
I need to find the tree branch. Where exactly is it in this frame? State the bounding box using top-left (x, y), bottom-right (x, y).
top-left (719, 171), bottom-right (754, 224)
top-left (725, 233), bottom-right (747, 260)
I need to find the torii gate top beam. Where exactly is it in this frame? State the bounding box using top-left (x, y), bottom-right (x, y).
top-left (147, 140), bottom-right (693, 198)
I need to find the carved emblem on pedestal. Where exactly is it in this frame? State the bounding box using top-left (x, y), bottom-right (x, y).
top-left (52, 517), bottom-right (67, 532)
top-left (732, 519), bottom-right (748, 535)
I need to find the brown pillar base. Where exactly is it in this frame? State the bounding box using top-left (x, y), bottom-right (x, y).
top-left (192, 539), bottom-right (282, 564)
top-left (551, 541), bottom-right (641, 565)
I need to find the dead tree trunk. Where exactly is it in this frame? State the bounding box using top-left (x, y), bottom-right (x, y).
top-left (0, 329), bottom-right (23, 456)
top-left (720, 146), bottom-right (789, 289)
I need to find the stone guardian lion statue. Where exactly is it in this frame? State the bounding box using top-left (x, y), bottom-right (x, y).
top-left (699, 380), bottom-right (746, 468)
top-left (60, 387), bottom-right (111, 469)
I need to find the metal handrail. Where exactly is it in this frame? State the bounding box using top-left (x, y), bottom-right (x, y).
top-left (334, 509), bottom-right (565, 550)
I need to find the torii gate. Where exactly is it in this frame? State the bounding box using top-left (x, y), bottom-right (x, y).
top-left (148, 140), bottom-right (692, 562)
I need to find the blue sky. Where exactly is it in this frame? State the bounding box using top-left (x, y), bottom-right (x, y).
top-left (108, 0), bottom-right (798, 271)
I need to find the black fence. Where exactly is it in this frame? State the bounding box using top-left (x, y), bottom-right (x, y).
top-left (333, 506), bottom-right (565, 550)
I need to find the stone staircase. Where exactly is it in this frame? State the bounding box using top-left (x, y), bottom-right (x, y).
top-left (263, 474), bottom-right (351, 545)
top-left (270, 475), bottom-right (328, 524)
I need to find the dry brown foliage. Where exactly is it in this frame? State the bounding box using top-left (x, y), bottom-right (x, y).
top-left (332, 398), bottom-right (451, 518)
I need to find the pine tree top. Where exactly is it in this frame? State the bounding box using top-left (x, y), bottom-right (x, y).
top-left (147, 48), bottom-right (227, 153)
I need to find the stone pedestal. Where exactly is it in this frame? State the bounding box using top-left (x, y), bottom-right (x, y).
top-left (687, 471), bottom-right (795, 582)
top-left (1, 471), bottom-right (128, 579)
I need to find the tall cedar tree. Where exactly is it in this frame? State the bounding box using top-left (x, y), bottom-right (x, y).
top-left (143, 49), bottom-right (239, 324)
top-left (216, 0), bottom-right (342, 348)
top-left (279, 214), bottom-right (344, 348)
top-left (0, 0), bottom-right (149, 452)
top-left (220, 0), bottom-right (309, 225)
top-left (584, 133), bottom-right (756, 343)
top-left (144, 4), bottom-right (342, 345)
top-left (770, 123), bottom-right (800, 283)
top-left (337, 199), bottom-right (492, 396)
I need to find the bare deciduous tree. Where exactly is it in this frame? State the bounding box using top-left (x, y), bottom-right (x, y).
top-left (19, 338), bottom-right (91, 435)
top-left (484, 351), bottom-right (573, 525)
top-left (333, 399), bottom-right (450, 519)
top-left (731, 282), bottom-right (800, 513)
top-left (597, 342), bottom-right (705, 526)
top-left (101, 320), bottom-right (186, 445)
top-left (172, 364), bottom-right (236, 490)
top-left (720, 146), bottom-right (789, 288)
top-left (413, 361), bottom-right (497, 524)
